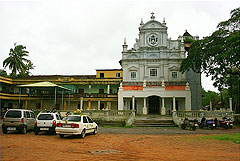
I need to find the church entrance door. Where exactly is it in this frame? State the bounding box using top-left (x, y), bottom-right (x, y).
top-left (148, 96), bottom-right (160, 114)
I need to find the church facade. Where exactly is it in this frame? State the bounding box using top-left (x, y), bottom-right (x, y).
top-left (0, 13), bottom-right (201, 114)
top-left (118, 13), bottom-right (201, 115)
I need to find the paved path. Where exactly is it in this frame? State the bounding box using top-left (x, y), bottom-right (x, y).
top-left (98, 126), bottom-right (240, 135)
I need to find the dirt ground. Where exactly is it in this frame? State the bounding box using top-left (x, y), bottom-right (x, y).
top-left (1, 127), bottom-right (240, 161)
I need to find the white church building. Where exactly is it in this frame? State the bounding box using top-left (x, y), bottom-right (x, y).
top-left (118, 13), bottom-right (201, 115)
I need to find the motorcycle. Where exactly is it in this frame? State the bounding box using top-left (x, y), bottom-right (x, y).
top-left (219, 118), bottom-right (233, 129)
top-left (198, 116), bottom-right (217, 129)
top-left (199, 119), bottom-right (217, 129)
top-left (181, 118), bottom-right (198, 130)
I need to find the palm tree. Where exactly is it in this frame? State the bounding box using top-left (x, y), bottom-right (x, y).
top-left (21, 60), bottom-right (35, 75)
top-left (3, 43), bottom-right (31, 76)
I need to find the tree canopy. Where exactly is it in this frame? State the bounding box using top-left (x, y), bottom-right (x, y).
top-left (202, 88), bottom-right (220, 109)
top-left (180, 7), bottom-right (240, 90)
top-left (3, 43), bottom-right (34, 77)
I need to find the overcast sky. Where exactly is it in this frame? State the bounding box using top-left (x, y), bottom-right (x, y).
top-left (0, 0), bottom-right (239, 92)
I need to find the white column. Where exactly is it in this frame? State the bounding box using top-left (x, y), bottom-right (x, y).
top-left (89, 85), bottom-right (91, 94)
top-left (210, 101), bottom-right (212, 111)
top-left (98, 100), bottom-right (101, 110)
top-left (173, 96), bottom-right (176, 111)
top-left (80, 97), bottom-right (83, 110)
top-left (185, 85), bottom-right (192, 111)
top-left (107, 85), bottom-right (110, 94)
top-left (143, 97), bottom-right (147, 115)
top-left (118, 83), bottom-right (124, 110)
top-left (132, 96), bottom-right (135, 111)
top-left (161, 97), bottom-right (166, 115)
top-left (229, 98), bottom-right (233, 111)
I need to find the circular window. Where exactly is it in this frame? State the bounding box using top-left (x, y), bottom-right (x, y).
top-left (147, 33), bottom-right (159, 46)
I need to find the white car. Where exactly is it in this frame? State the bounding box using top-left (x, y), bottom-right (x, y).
top-left (34, 112), bottom-right (62, 135)
top-left (56, 115), bottom-right (98, 138)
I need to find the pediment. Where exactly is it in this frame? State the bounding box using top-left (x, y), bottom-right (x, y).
top-left (169, 65), bottom-right (179, 71)
top-left (128, 66), bottom-right (138, 71)
top-left (142, 20), bottom-right (166, 29)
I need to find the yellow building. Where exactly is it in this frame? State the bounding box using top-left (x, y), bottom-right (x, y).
top-left (0, 69), bottom-right (122, 111)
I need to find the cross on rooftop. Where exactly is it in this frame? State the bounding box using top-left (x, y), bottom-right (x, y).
top-left (151, 12), bottom-right (155, 20)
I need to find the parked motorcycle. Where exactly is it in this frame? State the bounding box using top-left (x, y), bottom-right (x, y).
top-left (198, 116), bottom-right (217, 129)
top-left (219, 118), bottom-right (233, 129)
top-left (199, 119), bottom-right (217, 129)
top-left (181, 118), bottom-right (198, 130)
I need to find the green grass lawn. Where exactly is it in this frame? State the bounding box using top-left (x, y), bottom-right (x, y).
top-left (202, 133), bottom-right (240, 144)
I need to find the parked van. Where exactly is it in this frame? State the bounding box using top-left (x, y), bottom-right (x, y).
top-left (2, 109), bottom-right (36, 134)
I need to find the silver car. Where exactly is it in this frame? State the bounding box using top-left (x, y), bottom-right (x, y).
top-left (2, 109), bottom-right (36, 134)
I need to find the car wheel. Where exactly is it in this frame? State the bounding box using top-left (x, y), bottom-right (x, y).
top-left (34, 130), bottom-right (39, 135)
top-left (59, 134), bottom-right (64, 138)
top-left (93, 127), bottom-right (98, 135)
top-left (21, 126), bottom-right (27, 134)
top-left (2, 128), bottom-right (8, 134)
top-left (81, 129), bottom-right (86, 138)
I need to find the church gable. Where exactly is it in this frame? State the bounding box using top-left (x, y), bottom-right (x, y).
top-left (141, 20), bottom-right (166, 30)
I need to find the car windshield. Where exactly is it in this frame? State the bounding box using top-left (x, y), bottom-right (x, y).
top-left (5, 111), bottom-right (21, 118)
top-left (38, 114), bottom-right (54, 120)
top-left (62, 116), bottom-right (81, 122)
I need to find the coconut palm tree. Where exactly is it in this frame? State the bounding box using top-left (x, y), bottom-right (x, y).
top-left (21, 60), bottom-right (35, 76)
top-left (3, 43), bottom-right (32, 76)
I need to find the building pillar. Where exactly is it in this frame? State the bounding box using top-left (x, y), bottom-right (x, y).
top-left (80, 97), bottom-right (83, 110)
top-left (118, 83), bottom-right (124, 110)
top-left (210, 101), bottom-right (212, 111)
top-left (88, 100), bottom-right (91, 110)
top-left (185, 85), bottom-right (192, 111)
top-left (89, 85), bottom-right (91, 95)
top-left (229, 98), bottom-right (233, 111)
top-left (64, 100), bottom-right (67, 110)
top-left (25, 100), bottom-right (28, 109)
top-left (132, 96), bottom-right (135, 111)
top-left (107, 85), bottom-right (110, 94)
top-left (161, 97), bottom-right (166, 115)
top-left (143, 97), bottom-right (147, 115)
top-left (173, 96), bottom-right (176, 111)
top-left (40, 100), bottom-right (43, 110)
top-left (98, 100), bottom-right (101, 110)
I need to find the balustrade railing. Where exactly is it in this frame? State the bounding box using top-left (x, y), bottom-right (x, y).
top-left (56, 109), bottom-right (133, 121)
top-left (176, 111), bottom-right (234, 119)
top-left (233, 114), bottom-right (240, 122)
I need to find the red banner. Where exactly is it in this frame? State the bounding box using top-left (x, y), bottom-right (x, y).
top-left (165, 85), bottom-right (185, 90)
top-left (123, 86), bottom-right (143, 91)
